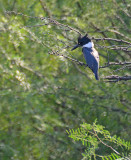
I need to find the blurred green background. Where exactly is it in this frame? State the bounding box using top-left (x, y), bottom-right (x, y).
top-left (0, 0), bottom-right (131, 159)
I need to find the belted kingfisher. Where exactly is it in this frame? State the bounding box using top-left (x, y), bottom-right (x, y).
top-left (71, 34), bottom-right (99, 80)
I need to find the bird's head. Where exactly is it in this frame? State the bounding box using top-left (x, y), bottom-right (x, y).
top-left (71, 34), bottom-right (91, 51)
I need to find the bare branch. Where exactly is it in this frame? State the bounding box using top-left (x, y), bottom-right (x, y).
top-left (100, 62), bottom-right (131, 68)
top-left (5, 11), bottom-right (81, 35)
top-left (104, 75), bottom-right (131, 82)
top-left (92, 37), bottom-right (131, 45)
top-left (108, 29), bottom-right (131, 41)
top-left (48, 47), bottom-right (86, 66)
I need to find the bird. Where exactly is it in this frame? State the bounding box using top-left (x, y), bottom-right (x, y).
top-left (71, 34), bottom-right (99, 80)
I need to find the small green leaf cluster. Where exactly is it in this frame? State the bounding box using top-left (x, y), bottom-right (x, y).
top-left (67, 121), bottom-right (131, 160)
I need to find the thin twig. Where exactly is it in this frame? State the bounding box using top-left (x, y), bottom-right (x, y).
top-left (100, 62), bottom-right (131, 68)
top-left (104, 75), bottom-right (131, 81)
top-left (92, 37), bottom-right (131, 45)
top-left (94, 131), bottom-right (120, 155)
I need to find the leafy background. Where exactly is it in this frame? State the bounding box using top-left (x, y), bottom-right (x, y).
top-left (0, 0), bottom-right (131, 159)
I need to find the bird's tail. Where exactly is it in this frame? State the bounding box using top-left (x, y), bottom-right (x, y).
top-left (95, 72), bottom-right (99, 80)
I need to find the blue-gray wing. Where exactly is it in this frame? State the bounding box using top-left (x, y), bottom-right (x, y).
top-left (82, 47), bottom-right (99, 79)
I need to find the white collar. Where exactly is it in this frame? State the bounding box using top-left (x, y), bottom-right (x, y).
top-left (83, 42), bottom-right (94, 48)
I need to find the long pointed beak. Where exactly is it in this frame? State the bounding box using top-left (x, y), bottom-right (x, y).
top-left (71, 44), bottom-right (80, 51)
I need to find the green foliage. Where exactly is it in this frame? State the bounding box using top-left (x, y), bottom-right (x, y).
top-left (67, 120), bottom-right (131, 160)
top-left (0, 0), bottom-right (131, 159)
